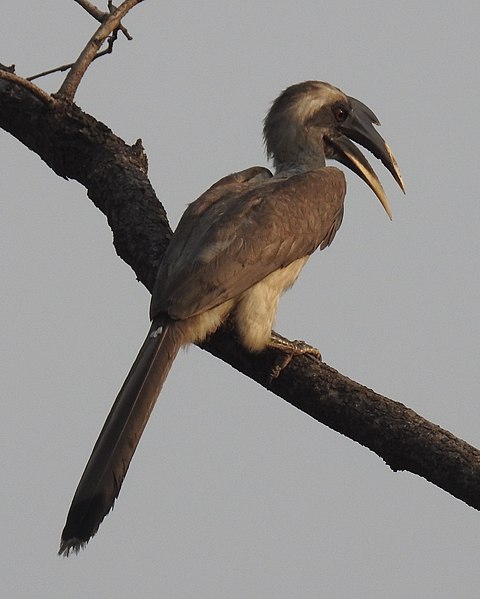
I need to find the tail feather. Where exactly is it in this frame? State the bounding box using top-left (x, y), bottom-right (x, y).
top-left (59, 320), bottom-right (181, 556)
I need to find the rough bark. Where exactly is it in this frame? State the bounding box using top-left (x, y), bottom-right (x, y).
top-left (1, 75), bottom-right (479, 511)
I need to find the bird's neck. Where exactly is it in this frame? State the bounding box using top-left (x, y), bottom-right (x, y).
top-left (273, 143), bottom-right (327, 176)
top-left (274, 162), bottom-right (311, 176)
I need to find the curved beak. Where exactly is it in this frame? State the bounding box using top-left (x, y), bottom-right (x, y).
top-left (326, 97), bottom-right (405, 220)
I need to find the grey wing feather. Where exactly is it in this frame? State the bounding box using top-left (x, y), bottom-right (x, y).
top-left (151, 166), bottom-right (346, 320)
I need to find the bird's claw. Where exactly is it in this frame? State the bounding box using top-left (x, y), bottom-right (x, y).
top-left (268, 332), bottom-right (322, 381)
top-left (269, 332), bottom-right (321, 358)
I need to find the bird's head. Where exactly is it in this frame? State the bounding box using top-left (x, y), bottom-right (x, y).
top-left (263, 81), bottom-right (405, 219)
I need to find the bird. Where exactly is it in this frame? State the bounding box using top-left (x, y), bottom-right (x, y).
top-left (59, 80), bottom-right (404, 555)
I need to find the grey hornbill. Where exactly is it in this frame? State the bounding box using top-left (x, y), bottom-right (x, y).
top-left (59, 81), bottom-right (404, 555)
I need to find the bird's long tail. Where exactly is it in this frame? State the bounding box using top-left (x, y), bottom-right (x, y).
top-left (59, 320), bottom-right (181, 556)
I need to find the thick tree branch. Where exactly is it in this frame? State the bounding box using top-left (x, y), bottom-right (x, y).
top-left (1, 77), bottom-right (479, 511)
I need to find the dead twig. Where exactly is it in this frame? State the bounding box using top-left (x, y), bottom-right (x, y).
top-left (27, 32), bottom-right (118, 82)
top-left (56, 0), bottom-right (143, 102)
top-left (0, 63), bottom-right (15, 73)
top-left (74, 0), bottom-right (132, 40)
top-left (0, 69), bottom-right (54, 105)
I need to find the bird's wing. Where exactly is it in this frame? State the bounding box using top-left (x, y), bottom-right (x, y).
top-left (151, 166), bottom-right (346, 320)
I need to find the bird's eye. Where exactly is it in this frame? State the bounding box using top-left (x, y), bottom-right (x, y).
top-left (333, 104), bottom-right (349, 122)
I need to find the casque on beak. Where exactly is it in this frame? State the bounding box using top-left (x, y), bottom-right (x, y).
top-left (326, 96), bottom-right (405, 220)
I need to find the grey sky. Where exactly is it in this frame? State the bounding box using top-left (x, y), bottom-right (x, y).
top-left (1, 1), bottom-right (479, 597)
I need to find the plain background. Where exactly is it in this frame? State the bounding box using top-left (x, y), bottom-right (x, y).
top-left (1, 2), bottom-right (479, 597)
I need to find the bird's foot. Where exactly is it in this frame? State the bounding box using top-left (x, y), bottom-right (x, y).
top-left (269, 332), bottom-right (321, 358)
top-left (268, 332), bottom-right (321, 380)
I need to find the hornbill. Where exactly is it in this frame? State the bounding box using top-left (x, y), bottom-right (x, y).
top-left (59, 81), bottom-right (404, 555)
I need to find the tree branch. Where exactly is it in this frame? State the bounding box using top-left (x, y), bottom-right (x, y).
top-left (56, 0), bottom-right (143, 101)
top-left (74, 0), bottom-right (133, 40)
top-left (27, 31), bottom-right (119, 82)
top-left (1, 76), bottom-right (479, 512)
top-left (0, 67), bottom-right (55, 105)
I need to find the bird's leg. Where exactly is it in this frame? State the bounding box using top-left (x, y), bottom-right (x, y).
top-left (268, 332), bottom-right (321, 380)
